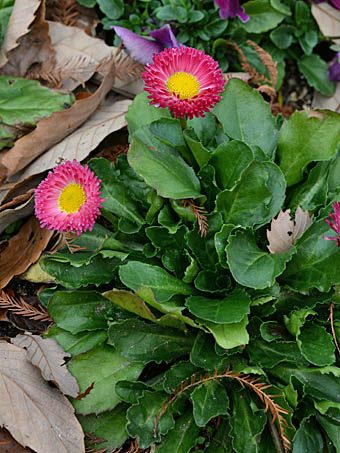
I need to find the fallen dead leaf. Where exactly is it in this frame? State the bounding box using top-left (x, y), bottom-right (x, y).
top-left (0, 0), bottom-right (55, 77)
top-left (12, 332), bottom-right (79, 397)
top-left (312, 2), bottom-right (340, 44)
top-left (0, 189), bottom-right (35, 212)
top-left (0, 216), bottom-right (53, 288)
top-left (47, 21), bottom-right (113, 90)
top-left (0, 427), bottom-right (33, 452)
top-left (267, 206), bottom-right (313, 254)
top-left (0, 341), bottom-right (84, 452)
top-left (15, 96), bottom-right (132, 181)
top-left (313, 83), bottom-right (340, 112)
top-left (0, 61), bottom-right (115, 183)
top-left (0, 308), bottom-right (9, 322)
top-left (0, 195), bottom-right (34, 235)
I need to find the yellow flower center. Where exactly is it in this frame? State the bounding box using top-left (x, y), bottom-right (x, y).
top-left (58, 183), bottom-right (86, 213)
top-left (166, 72), bottom-right (200, 99)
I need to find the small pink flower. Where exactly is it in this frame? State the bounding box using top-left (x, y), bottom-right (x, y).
top-left (34, 160), bottom-right (104, 235)
top-left (323, 201), bottom-right (340, 247)
top-left (142, 46), bottom-right (226, 119)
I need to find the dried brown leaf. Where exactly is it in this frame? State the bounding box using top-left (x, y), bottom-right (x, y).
top-left (0, 0), bottom-right (55, 77)
top-left (312, 2), bottom-right (340, 43)
top-left (0, 341), bottom-right (84, 452)
top-left (0, 189), bottom-right (35, 212)
top-left (0, 61), bottom-right (115, 183)
top-left (0, 216), bottom-right (53, 288)
top-left (267, 207), bottom-right (313, 254)
top-left (12, 332), bottom-right (79, 397)
top-left (16, 96), bottom-right (131, 181)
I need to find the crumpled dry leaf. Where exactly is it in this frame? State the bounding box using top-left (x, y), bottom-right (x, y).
top-left (16, 96), bottom-right (131, 181)
top-left (0, 0), bottom-right (55, 77)
top-left (0, 216), bottom-right (53, 288)
top-left (0, 341), bottom-right (84, 452)
top-left (0, 189), bottom-right (35, 212)
top-left (312, 2), bottom-right (340, 44)
top-left (0, 61), bottom-right (115, 184)
top-left (267, 206), bottom-right (313, 254)
top-left (12, 332), bottom-right (79, 397)
top-left (312, 84), bottom-right (340, 112)
top-left (47, 21), bottom-right (113, 90)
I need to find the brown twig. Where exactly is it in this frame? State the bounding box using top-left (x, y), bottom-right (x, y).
top-left (328, 302), bottom-right (340, 355)
top-left (0, 290), bottom-right (53, 322)
top-left (181, 199), bottom-right (208, 237)
top-left (154, 367), bottom-right (291, 452)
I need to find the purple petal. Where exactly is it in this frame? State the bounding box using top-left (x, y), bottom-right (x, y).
top-left (214, 0), bottom-right (249, 22)
top-left (149, 24), bottom-right (181, 49)
top-left (330, 0), bottom-right (340, 9)
top-left (112, 26), bottom-right (163, 65)
top-left (328, 52), bottom-right (340, 82)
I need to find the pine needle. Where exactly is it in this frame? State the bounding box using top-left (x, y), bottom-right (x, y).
top-left (0, 290), bottom-right (53, 322)
top-left (181, 198), bottom-right (208, 237)
top-left (154, 367), bottom-right (292, 452)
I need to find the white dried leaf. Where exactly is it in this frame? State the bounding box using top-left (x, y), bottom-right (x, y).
top-left (267, 207), bottom-right (313, 254)
top-left (0, 342), bottom-right (84, 453)
top-left (12, 332), bottom-right (79, 397)
top-left (312, 3), bottom-right (340, 44)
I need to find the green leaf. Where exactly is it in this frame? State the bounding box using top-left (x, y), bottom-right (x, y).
top-left (97, 0), bottom-right (124, 19)
top-left (88, 158), bottom-right (144, 226)
top-left (229, 390), bottom-right (266, 453)
top-left (190, 381), bottom-right (229, 427)
top-left (44, 325), bottom-right (107, 356)
top-left (187, 212), bottom-right (223, 269)
top-left (163, 361), bottom-right (200, 393)
top-left (247, 340), bottom-right (308, 368)
top-left (107, 319), bottom-right (194, 363)
top-left (226, 230), bottom-right (295, 289)
top-left (242, 0), bottom-right (286, 33)
top-left (292, 416), bottom-right (323, 453)
top-left (288, 161), bottom-right (329, 212)
top-left (78, 403), bottom-right (129, 451)
top-left (215, 224), bottom-right (235, 269)
top-left (270, 0), bottom-right (291, 15)
top-left (186, 288), bottom-right (251, 324)
top-left (210, 140), bottom-right (254, 190)
top-left (206, 418), bottom-right (232, 453)
top-left (271, 365), bottom-right (340, 404)
top-left (126, 91), bottom-right (171, 135)
top-left (190, 332), bottom-right (227, 370)
top-left (0, 76), bottom-right (74, 149)
top-left (127, 390), bottom-right (175, 448)
top-left (119, 261), bottom-right (194, 303)
top-left (128, 135), bottom-right (201, 199)
top-left (298, 54), bottom-right (335, 97)
top-left (48, 290), bottom-right (119, 334)
top-left (213, 79), bottom-right (277, 157)
top-left (150, 118), bottom-right (187, 153)
top-left (297, 322), bottom-right (335, 366)
top-left (187, 112), bottom-right (217, 148)
top-left (281, 217), bottom-right (340, 292)
top-left (299, 30), bottom-right (318, 55)
top-left (115, 380), bottom-right (149, 404)
top-left (260, 321), bottom-right (287, 342)
top-left (156, 411), bottom-right (200, 453)
top-left (183, 129), bottom-right (211, 167)
top-left (68, 344), bottom-right (144, 414)
top-left (203, 316), bottom-right (249, 349)
top-left (41, 255), bottom-right (120, 289)
top-left (103, 289), bottom-right (157, 322)
top-left (316, 413), bottom-right (340, 451)
top-left (278, 111), bottom-right (340, 187)
top-left (270, 25), bottom-right (295, 49)
top-left (216, 161), bottom-right (272, 227)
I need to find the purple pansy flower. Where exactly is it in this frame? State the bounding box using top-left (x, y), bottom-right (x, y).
top-left (214, 0), bottom-right (249, 22)
top-left (112, 24), bottom-right (181, 65)
top-left (328, 52), bottom-right (340, 82)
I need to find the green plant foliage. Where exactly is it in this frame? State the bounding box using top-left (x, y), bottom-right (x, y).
top-left (44, 79), bottom-right (340, 452)
top-left (0, 75), bottom-right (74, 149)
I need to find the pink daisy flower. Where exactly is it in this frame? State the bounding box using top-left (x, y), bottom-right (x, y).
top-left (34, 160), bottom-right (104, 235)
top-left (142, 47), bottom-right (226, 119)
top-left (323, 201), bottom-right (340, 247)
